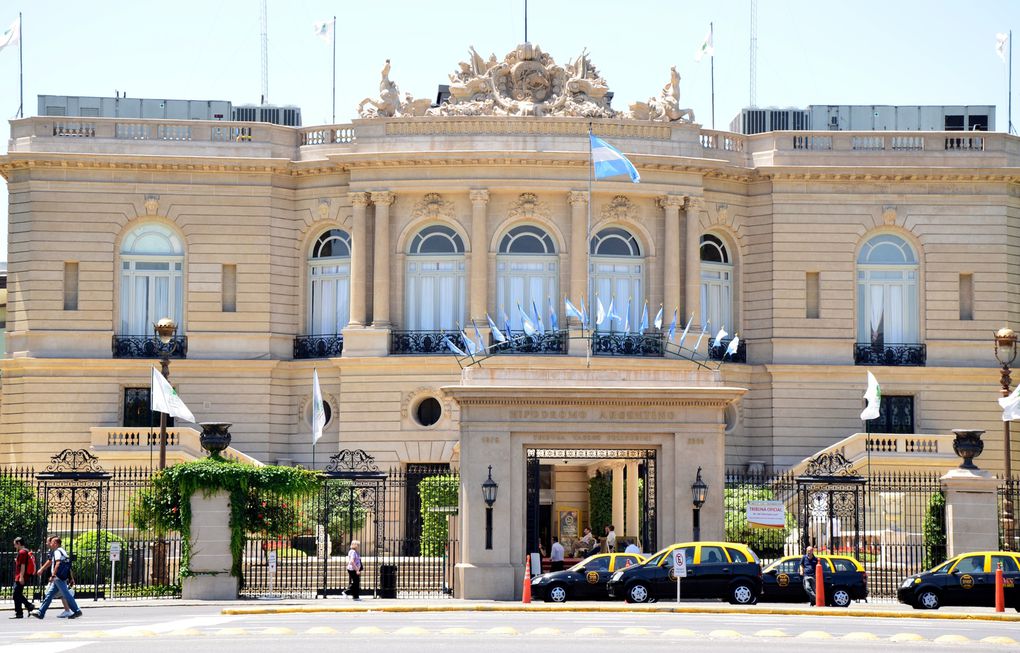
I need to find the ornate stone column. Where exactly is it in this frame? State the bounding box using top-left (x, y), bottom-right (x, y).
top-left (611, 464), bottom-right (625, 547)
top-left (371, 191), bottom-right (395, 327)
top-left (348, 192), bottom-right (370, 327)
top-left (469, 190), bottom-right (490, 324)
top-left (660, 195), bottom-right (684, 319)
top-left (684, 198), bottom-right (703, 335)
top-left (568, 191), bottom-right (589, 320)
top-left (625, 460), bottom-right (640, 543)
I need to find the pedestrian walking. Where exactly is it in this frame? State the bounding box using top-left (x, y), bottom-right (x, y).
top-left (34, 536), bottom-right (71, 617)
top-left (345, 539), bottom-right (362, 601)
top-left (31, 536), bottom-right (81, 620)
top-left (11, 537), bottom-right (36, 619)
top-left (606, 525), bottom-right (617, 553)
top-left (549, 537), bottom-right (565, 572)
top-left (799, 545), bottom-right (819, 605)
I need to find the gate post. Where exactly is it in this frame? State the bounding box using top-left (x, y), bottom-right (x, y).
top-left (940, 468), bottom-right (1000, 558)
top-left (182, 489), bottom-right (238, 600)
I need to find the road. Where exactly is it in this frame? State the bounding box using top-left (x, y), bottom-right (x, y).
top-left (2, 604), bottom-right (1019, 652)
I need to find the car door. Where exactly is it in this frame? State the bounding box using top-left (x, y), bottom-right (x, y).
top-left (990, 555), bottom-right (1020, 606)
top-left (767, 558), bottom-right (804, 601)
top-left (576, 554), bottom-right (612, 599)
top-left (947, 554), bottom-right (987, 606)
top-left (690, 545), bottom-right (730, 599)
top-left (657, 546), bottom-right (693, 599)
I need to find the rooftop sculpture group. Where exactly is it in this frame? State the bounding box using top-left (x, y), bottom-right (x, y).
top-left (356, 44), bottom-right (695, 123)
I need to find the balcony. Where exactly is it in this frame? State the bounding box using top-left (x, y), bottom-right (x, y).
top-left (294, 334), bottom-right (344, 359)
top-left (854, 343), bottom-right (926, 367)
top-left (391, 330), bottom-right (465, 355)
top-left (90, 426), bottom-right (262, 466)
top-left (592, 333), bottom-right (665, 358)
top-left (489, 331), bottom-right (567, 355)
top-left (112, 335), bottom-right (187, 359)
top-left (708, 337), bottom-right (746, 363)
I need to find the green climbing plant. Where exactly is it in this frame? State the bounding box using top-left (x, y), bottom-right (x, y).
top-left (588, 472), bottom-right (612, 536)
top-left (922, 490), bottom-right (947, 570)
top-left (418, 474), bottom-right (459, 556)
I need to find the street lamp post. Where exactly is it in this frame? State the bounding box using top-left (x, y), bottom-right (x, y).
top-left (995, 327), bottom-right (1017, 550)
top-left (691, 466), bottom-right (708, 542)
top-left (481, 465), bottom-right (499, 550)
top-left (154, 318), bottom-right (178, 470)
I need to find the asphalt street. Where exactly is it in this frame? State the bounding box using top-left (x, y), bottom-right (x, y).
top-left (2, 604), bottom-right (1020, 652)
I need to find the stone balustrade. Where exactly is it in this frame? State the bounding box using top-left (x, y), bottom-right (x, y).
top-left (89, 426), bottom-right (263, 466)
top-left (788, 431), bottom-right (957, 476)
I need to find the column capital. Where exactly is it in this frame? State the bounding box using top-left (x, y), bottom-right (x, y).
top-left (686, 196), bottom-right (706, 211)
top-left (349, 191), bottom-right (371, 207)
top-left (568, 190), bottom-right (588, 207)
top-left (469, 189), bottom-right (490, 206)
top-left (658, 194), bottom-right (687, 211)
top-left (371, 191), bottom-right (395, 206)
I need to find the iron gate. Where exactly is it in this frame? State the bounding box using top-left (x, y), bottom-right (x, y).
top-left (795, 452), bottom-right (866, 559)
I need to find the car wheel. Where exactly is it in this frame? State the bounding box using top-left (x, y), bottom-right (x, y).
top-left (627, 583), bottom-right (651, 603)
top-left (830, 588), bottom-right (851, 607)
top-left (916, 589), bottom-right (940, 610)
top-left (546, 584), bottom-right (567, 603)
top-left (730, 582), bottom-right (756, 605)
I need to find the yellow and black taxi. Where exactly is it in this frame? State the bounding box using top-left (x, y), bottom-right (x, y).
top-left (531, 552), bottom-right (646, 602)
top-left (761, 554), bottom-right (868, 607)
top-left (898, 551), bottom-right (1020, 610)
top-left (606, 541), bottom-right (762, 604)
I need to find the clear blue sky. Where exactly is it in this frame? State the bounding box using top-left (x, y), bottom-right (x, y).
top-left (1, 0), bottom-right (1017, 258)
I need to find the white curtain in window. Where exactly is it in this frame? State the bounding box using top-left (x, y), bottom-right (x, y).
top-left (309, 262), bottom-right (350, 334)
top-left (591, 259), bottom-right (643, 330)
top-left (496, 257), bottom-right (558, 330)
top-left (700, 264), bottom-right (732, 332)
top-left (120, 261), bottom-right (183, 335)
top-left (406, 258), bottom-right (465, 331)
top-left (858, 270), bottom-right (917, 345)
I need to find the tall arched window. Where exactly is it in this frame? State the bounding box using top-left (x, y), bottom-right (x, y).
top-left (497, 225), bottom-right (558, 330)
top-left (700, 234), bottom-right (733, 332)
top-left (307, 229), bottom-right (351, 335)
top-left (120, 224), bottom-right (184, 335)
top-left (405, 225), bottom-right (466, 331)
top-left (590, 227), bottom-right (643, 330)
top-left (857, 234), bottom-right (918, 345)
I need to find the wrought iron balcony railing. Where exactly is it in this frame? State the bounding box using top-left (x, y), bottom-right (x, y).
top-left (489, 331), bottom-right (567, 355)
top-left (592, 332), bottom-right (665, 357)
top-left (294, 334), bottom-right (344, 359)
top-left (854, 343), bottom-right (926, 367)
top-left (390, 330), bottom-right (466, 355)
top-left (112, 335), bottom-right (187, 359)
top-left (708, 337), bottom-right (747, 363)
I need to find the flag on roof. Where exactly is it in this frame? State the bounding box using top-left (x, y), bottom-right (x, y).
top-left (590, 134), bottom-right (640, 183)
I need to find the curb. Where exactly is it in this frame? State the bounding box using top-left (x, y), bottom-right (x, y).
top-left (220, 603), bottom-right (1020, 621)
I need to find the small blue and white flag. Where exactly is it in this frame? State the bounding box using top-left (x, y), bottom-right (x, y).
top-left (443, 336), bottom-right (467, 357)
top-left (532, 299), bottom-right (545, 334)
top-left (623, 300), bottom-right (631, 334)
top-left (654, 305), bottom-right (664, 330)
top-left (677, 313), bottom-right (694, 348)
top-left (565, 298), bottom-right (585, 324)
top-left (596, 297), bottom-right (607, 326)
top-left (590, 134), bottom-right (640, 183)
top-left (487, 313), bottom-right (506, 343)
top-left (694, 322), bottom-right (710, 351)
top-left (473, 322), bottom-right (486, 353)
top-left (606, 298), bottom-right (622, 324)
top-left (666, 308), bottom-right (678, 342)
top-left (548, 297), bottom-right (559, 332)
top-left (579, 297), bottom-right (588, 326)
top-left (724, 334), bottom-right (740, 358)
top-left (639, 301), bottom-right (649, 333)
top-left (462, 329), bottom-right (479, 356)
top-left (713, 326), bottom-right (728, 348)
top-left (502, 310), bottom-right (513, 337)
top-left (518, 303), bottom-right (537, 336)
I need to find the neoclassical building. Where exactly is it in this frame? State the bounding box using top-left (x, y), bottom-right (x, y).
top-left (2, 45), bottom-right (1018, 595)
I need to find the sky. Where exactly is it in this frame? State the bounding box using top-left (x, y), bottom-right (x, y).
top-left (0, 0), bottom-right (1017, 258)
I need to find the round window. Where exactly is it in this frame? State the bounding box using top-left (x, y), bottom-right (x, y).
top-left (306, 400), bottom-right (332, 428)
top-left (415, 397), bottom-right (443, 427)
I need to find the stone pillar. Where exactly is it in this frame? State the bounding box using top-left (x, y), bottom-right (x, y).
top-left (469, 190), bottom-right (490, 324)
top-left (611, 464), bottom-right (624, 547)
top-left (568, 191), bottom-right (589, 322)
top-left (181, 490), bottom-right (238, 600)
top-left (940, 467), bottom-right (1002, 558)
top-left (684, 198), bottom-right (702, 335)
top-left (348, 192), bottom-right (370, 327)
top-left (370, 191), bottom-right (394, 327)
top-left (661, 195), bottom-right (684, 318)
top-left (625, 460), bottom-right (640, 543)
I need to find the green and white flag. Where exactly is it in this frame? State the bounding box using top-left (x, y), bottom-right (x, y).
top-left (150, 367), bottom-right (195, 422)
top-left (860, 371), bottom-right (881, 421)
top-left (999, 383), bottom-right (1020, 421)
top-left (0, 16), bottom-right (19, 54)
top-left (695, 25), bottom-right (714, 62)
top-left (312, 368), bottom-right (326, 445)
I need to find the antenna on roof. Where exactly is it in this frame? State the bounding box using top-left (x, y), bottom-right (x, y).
top-left (749, 0), bottom-right (757, 108)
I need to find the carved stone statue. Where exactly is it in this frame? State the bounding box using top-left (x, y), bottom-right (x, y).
top-left (628, 65), bottom-right (696, 123)
top-left (358, 59), bottom-right (402, 118)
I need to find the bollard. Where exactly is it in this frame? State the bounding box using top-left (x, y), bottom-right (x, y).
top-left (995, 562), bottom-right (1005, 613)
top-left (815, 561), bottom-right (826, 607)
top-left (522, 555), bottom-right (533, 603)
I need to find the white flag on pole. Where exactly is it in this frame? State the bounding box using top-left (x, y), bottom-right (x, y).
top-left (695, 25), bottom-right (714, 62)
top-left (313, 19), bottom-right (334, 43)
top-left (860, 371), bottom-right (881, 421)
top-left (996, 32), bottom-right (1009, 63)
top-left (0, 16), bottom-right (19, 53)
top-left (150, 367), bottom-right (196, 423)
top-left (312, 369), bottom-right (326, 445)
top-left (999, 383), bottom-right (1020, 421)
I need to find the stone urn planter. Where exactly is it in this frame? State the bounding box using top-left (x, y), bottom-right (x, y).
top-left (951, 429), bottom-right (985, 470)
top-left (199, 422), bottom-right (232, 457)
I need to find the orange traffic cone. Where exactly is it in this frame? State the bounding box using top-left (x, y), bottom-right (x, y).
top-left (815, 561), bottom-right (826, 607)
top-left (995, 563), bottom-right (1005, 613)
top-left (522, 555), bottom-right (532, 604)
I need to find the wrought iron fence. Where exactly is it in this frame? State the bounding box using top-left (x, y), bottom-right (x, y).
top-left (592, 332), bottom-right (665, 357)
top-left (999, 477), bottom-right (1019, 551)
top-left (112, 335), bottom-right (188, 359)
top-left (390, 330), bottom-right (465, 355)
top-left (489, 330), bottom-right (567, 354)
top-left (853, 343), bottom-right (926, 366)
top-left (725, 466), bottom-right (946, 600)
top-left (0, 453), bottom-right (182, 603)
top-left (294, 334), bottom-right (344, 359)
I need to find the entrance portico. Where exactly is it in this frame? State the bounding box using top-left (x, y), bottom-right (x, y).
top-left (445, 368), bottom-right (745, 600)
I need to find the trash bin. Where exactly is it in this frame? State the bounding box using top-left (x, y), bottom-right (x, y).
top-left (379, 564), bottom-right (398, 599)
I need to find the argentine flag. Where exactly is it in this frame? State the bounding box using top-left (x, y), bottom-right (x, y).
top-left (590, 134), bottom-right (640, 183)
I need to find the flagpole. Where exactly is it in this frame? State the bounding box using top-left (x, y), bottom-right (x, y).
top-left (587, 122), bottom-right (593, 326)
top-left (1010, 29), bottom-right (1015, 135)
top-left (331, 16), bottom-right (336, 125)
top-left (710, 21), bottom-right (715, 130)
top-left (17, 11), bottom-right (23, 118)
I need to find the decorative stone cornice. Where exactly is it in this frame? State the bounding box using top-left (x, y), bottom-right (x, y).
top-left (469, 189), bottom-right (490, 206)
top-left (507, 192), bottom-right (550, 221)
top-left (349, 191), bottom-right (371, 207)
top-left (371, 191), bottom-right (395, 206)
top-left (410, 192), bottom-right (455, 220)
top-left (383, 118), bottom-right (673, 140)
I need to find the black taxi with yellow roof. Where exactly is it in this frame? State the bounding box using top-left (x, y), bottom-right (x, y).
top-left (530, 552), bottom-right (646, 602)
top-left (761, 553), bottom-right (868, 606)
top-left (898, 550), bottom-right (1020, 610)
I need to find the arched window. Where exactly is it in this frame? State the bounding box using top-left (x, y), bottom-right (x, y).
top-left (308, 229), bottom-right (351, 335)
top-left (119, 224), bottom-right (184, 335)
top-left (405, 225), bottom-right (466, 331)
top-left (590, 227), bottom-right (644, 330)
top-left (700, 234), bottom-right (733, 332)
top-left (497, 226), bottom-right (558, 331)
top-left (857, 234), bottom-right (918, 345)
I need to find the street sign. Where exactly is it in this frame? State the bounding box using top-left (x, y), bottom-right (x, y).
top-left (109, 542), bottom-right (121, 562)
top-left (267, 550), bottom-right (278, 573)
top-left (672, 550), bottom-right (688, 578)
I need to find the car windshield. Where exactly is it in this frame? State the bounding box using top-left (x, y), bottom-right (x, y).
top-left (928, 560), bottom-right (952, 574)
top-left (643, 548), bottom-right (671, 566)
top-left (569, 555), bottom-right (608, 573)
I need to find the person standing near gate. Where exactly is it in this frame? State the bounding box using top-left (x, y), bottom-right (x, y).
top-left (34, 536), bottom-right (71, 617)
top-left (345, 540), bottom-right (362, 601)
top-left (11, 537), bottom-right (37, 619)
top-left (799, 545), bottom-right (819, 606)
top-left (31, 536), bottom-right (81, 620)
top-left (550, 537), bottom-right (565, 572)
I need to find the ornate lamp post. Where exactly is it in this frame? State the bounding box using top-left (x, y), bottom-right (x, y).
top-left (481, 466), bottom-right (499, 550)
top-left (691, 467), bottom-right (708, 542)
top-left (995, 327), bottom-right (1017, 550)
top-left (154, 317), bottom-right (178, 470)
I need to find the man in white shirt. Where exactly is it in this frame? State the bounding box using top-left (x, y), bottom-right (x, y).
top-left (606, 525), bottom-right (617, 552)
top-left (624, 540), bottom-right (641, 554)
top-left (31, 536), bottom-right (81, 620)
top-left (550, 537), bottom-right (565, 572)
